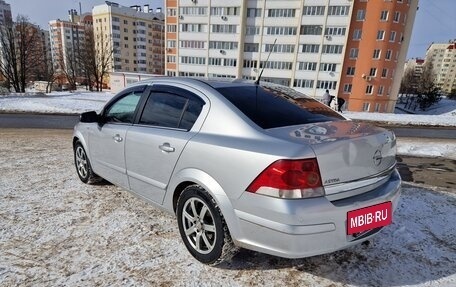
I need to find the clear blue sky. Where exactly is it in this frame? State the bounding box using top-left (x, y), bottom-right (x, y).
top-left (10, 0), bottom-right (455, 59)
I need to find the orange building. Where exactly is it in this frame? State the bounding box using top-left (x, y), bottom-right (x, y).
top-left (339, 0), bottom-right (418, 112)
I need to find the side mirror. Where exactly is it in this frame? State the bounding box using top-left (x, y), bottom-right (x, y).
top-left (80, 111), bottom-right (99, 123)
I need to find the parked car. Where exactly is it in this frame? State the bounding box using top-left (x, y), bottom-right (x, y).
top-left (73, 77), bottom-right (401, 264)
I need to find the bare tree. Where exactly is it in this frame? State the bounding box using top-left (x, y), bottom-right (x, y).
top-left (0, 15), bottom-right (41, 92)
top-left (58, 46), bottom-right (80, 90)
top-left (80, 29), bottom-right (114, 92)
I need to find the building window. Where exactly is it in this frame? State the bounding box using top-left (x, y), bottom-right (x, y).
top-left (264, 44), bottom-right (295, 53)
top-left (167, 40), bottom-right (176, 48)
top-left (209, 41), bottom-right (238, 50)
top-left (353, 29), bottom-right (362, 40)
top-left (300, 25), bottom-right (323, 35)
top-left (316, 80), bottom-right (337, 90)
top-left (243, 59), bottom-right (257, 68)
top-left (244, 43), bottom-right (259, 52)
top-left (267, 9), bottom-right (296, 17)
top-left (373, 49), bottom-right (381, 59)
top-left (211, 24), bottom-right (237, 33)
top-left (301, 44), bottom-right (320, 53)
top-left (167, 25), bottom-right (177, 32)
top-left (245, 26), bottom-right (260, 35)
top-left (343, 84), bottom-right (352, 93)
top-left (328, 6), bottom-right (350, 16)
top-left (303, 6), bottom-right (325, 16)
top-left (180, 56), bottom-right (206, 65)
top-left (180, 40), bottom-right (205, 49)
top-left (180, 7), bottom-right (207, 15)
top-left (180, 23), bottom-right (206, 32)
top-left (380, 10), bottom-right (389, 21)
top-left (209, 58), bottom-right (237, 67)
top-left (167, 55), bottom-right (176, 63)
top-left (382, 68), bottom-right (388, 78)
top-left (319, 63), bottom-right (337, 72)
top-left (350, 48), bottom-right (359, 59)
top-left (247, 8), bottom-right (262, 17)
top-left (210, 7), bottom-right (240, 16)
top-left (167, 8), bottom-right (177, 16)
top-left (298, 62), bottom-right (317, 71)
top-left (259, 61), bottom-right (293, 70)
top-left (366, 85), bottom-right (374, 94)
top-left (378, 85), bottom-right (384, 95)
top-left (375, 103), bottom-right (381, 112)
top-left (325, 27), bottom-right (346, 36)
top-left (266, 26), bottom-right (297, 35)
top-left (389, 31), bottom-right (396, 42)
top-left (377, 30), bottom-right (385, 40)
top-left (294, 79), bottom-right (314, 88)
top-left (363, 102), bottom-right (370, 112)
top-left (347, 67), bottom-right (355, 76)
top-left (393, 11), bottom-right (401, 23)
top-left (322, 45), bottom-right (343, 54)
top-left (385, 49), bottom-right (392, 60)
top-left (356, 10), bottom-right (366, 21)
top-left (369, 68), bottom-right (377, 77)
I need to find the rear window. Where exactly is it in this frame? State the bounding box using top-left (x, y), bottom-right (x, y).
top-left (216, 85), bottom-right (344, 129)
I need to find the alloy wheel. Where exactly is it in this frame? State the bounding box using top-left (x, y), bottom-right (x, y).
top-left (181, 197), bottom-right (217, 254)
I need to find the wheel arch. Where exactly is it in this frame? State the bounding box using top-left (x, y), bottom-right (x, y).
top-left (166, 168), bottom-right (241, 241)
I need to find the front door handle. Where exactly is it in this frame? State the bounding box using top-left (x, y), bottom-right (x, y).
top-left (159, 142), bottom-right (175, 153)
top-left (113, 134), bottom-right (123, 143)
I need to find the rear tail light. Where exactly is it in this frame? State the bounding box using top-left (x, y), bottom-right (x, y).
top-left (246, 158), bottom-right (324, 199)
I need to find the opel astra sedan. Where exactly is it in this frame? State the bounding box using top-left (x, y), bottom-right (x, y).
top-left (73, 77), bottom-right (401, 264)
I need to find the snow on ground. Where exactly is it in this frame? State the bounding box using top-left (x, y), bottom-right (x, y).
top-left (397, 138), bottom-right (456, 160)
top-left (0, 91), bottom-right (113, 114)
top-left (0, 129), bottom-right (455, 287)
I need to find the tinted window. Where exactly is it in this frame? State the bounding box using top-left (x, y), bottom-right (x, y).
top-left (139, 92), bottom-right (203, 130)
top-left (105, 92), bottom-right (142, 123)
top-left (216, 85), bottom-right (344, 129)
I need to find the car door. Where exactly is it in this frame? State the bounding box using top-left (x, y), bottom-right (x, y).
top-left (89, 86), bottom-right (144, 188)
top-left (125, 85), bottom-right (206, 204)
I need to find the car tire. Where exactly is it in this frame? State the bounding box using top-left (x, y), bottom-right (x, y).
top-left (74, 141), bottom-right (101, 184)
top-left (177, 185), bottom-right (236, 265)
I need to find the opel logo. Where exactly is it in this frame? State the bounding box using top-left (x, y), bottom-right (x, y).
top-left (373, 150), bottom-right (382, 166)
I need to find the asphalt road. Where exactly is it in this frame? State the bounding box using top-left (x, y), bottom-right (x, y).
top-left (0, 113), bottom-right (80, 129)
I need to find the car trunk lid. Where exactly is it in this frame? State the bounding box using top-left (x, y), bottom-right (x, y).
top-left (266, 121), bottom-right (397, 195)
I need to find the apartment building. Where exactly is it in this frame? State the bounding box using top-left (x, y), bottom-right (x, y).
top-left (92, 2), bottom-right (165, 76)
top-left (0, 0), bottom-right (12, 25)
top-left (165, 0), bottom-right (417, 113)
top-left (49, 10), bottom-right (93, 84)
top-left (339, 0), bottom-right (418, 112)
top-left (424, 41), bottom-right (456, 94)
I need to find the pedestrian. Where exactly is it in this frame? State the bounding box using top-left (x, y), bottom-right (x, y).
top-left (337, 97), bottom-right (345, 112)
top-left (322, 89), bottom-right (331, 106)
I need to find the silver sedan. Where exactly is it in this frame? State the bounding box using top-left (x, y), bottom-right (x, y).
top-left (73, 78), bottom-right (401, 264)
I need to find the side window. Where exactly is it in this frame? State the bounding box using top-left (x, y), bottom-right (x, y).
top-left (139, 92), bottom-right (204, 130)
top-left (105, 91), bottom-right (142, 123)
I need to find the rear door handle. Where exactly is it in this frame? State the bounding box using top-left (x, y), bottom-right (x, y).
top-left (159, 142), bottom-right (175, 153)
top-left (113, 134), bottom-right (123, 143)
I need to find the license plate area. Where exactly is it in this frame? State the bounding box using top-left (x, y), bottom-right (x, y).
top-left (347, 202), bottom-right (392, 235)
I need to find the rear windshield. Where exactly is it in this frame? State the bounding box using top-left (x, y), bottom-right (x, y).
top-left (216, 85), bottom-right (345, 129)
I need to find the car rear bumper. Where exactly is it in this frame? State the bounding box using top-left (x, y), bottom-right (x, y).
top-left (229, 169), bottom-right (401, 258)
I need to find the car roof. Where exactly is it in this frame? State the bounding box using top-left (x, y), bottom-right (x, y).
top-left (128, 76), bottom-right (256, 89)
